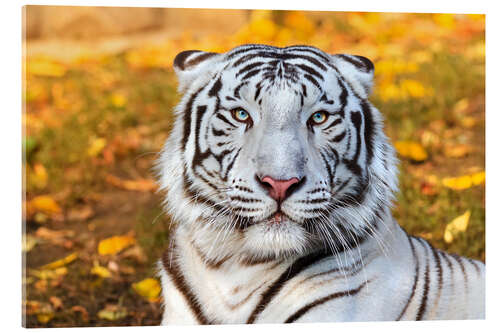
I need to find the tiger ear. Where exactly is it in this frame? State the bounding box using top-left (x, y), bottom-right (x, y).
top-left (173, 50), bottom-right (221, 93)
top-left (331, 54), bottom-right (374, 98)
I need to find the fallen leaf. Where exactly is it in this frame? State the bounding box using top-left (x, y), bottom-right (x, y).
top-left (443, 144), bottom-right (473, 158)
top-left (31, 163), bottom-right (48, 189)
top-left (98, 235), bottom-right (136, 256)
top-left (444, 210), bottom-right (471, 243)
top-left (49, 296), bottom-right (63, 310)
top-left (453, 98), bottom-right (469, 114)
top-left (34, 302), bottom-right (55, 324)
top-left (110, 93), bottom-right (127, 108)
top-left (23, 234), bottom-right (38, 252)
top-left (121, 245), bottom-right (147, 263)
top-left (91, 264), bottom-right (112, 278)
top-left (27, 195), bottom-right (62, 217)
top-left (97, 304), bottom-right (127, 321)
top-left (34, 279), bottom-right (48, 292)
top-left (71, 306), bottom-right (89, 322)
top-left (67, 205), bottom-right (94, 221)
top-left (394, 141), bottom-right (428, 162)
top-left (442, 171), bottom-right (485, 190)
top-left (105, 174), bottom-right (158, 192)
top-left (30, 267), bottom-right (68, 280)
top-left (39, 252), bottom-right (78, 270)
top-left (132, 278), bottom-right (161, 302)
top-left (87, 137), bottom-right (107, 157)
top-left (27, 58), bottom-right (66, 77)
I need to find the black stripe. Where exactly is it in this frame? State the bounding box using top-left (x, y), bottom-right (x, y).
top-left (296, 63), bottom-right (324, 80)
top-left (324, 118), bottom-right (342, 131)
top-left (329, 131), bottom-right (346, 143)
top-left (466, 258), bottom-right (481, 275)
top-left (361, 101), bottom-right (374, 165)
top-left (396, 234), bottom-right (419, 320)
top-left (181, 86), bottom-right (205, 151)
top-left (335, 54), bottom-right (374, 73)
top-left (303, 73), bottom-right (321, 90)
top-left (415, 238), bottom-right (430, 321)
top-left (161, 248), bottom-right (215, 324)
top-left (208, 77), bottom-right (222, 97)
top-left (242, 69), bottom-right (262, 81)
top-left (284, 280), bottom-right (369, 323)
top-left (246, 251), bottom-right (332, 324)
top-left (215, 113), bottom-right (237, 128)
top-left (236, 61), bottom-right (265, 77)
top-left (430, 242), bottom-right (443, 296)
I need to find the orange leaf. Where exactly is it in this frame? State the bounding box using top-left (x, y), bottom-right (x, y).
top-left (442, 171), bottom-right (485, 190)
top-left (394, 141), bottom-right (428, 162)
top-left (27, 195), bottom-right (62, 217)
top-left (98, 235), bottom-right (136, 255)
top-left (105, 174), bottom-right (158, 192)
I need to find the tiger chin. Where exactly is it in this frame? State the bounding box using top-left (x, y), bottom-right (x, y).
top-left (155, 44), bottom-right (485, 324)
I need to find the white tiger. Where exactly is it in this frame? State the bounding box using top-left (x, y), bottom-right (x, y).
top-left (156, 44), bottom-right (485, 324)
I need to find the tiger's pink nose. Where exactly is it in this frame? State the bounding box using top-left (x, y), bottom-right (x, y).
top-left (260, 176), bottom-right (300, 202)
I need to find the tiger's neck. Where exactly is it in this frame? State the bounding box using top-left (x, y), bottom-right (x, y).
top-left (170, 204), bottom-right (398, 275)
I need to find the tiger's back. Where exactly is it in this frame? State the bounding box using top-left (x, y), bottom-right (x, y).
top-left (156, 44), bottom-right (485, 324)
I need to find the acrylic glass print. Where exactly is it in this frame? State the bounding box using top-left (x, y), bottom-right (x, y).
top-left (23, 6), bottom-right (485, 327)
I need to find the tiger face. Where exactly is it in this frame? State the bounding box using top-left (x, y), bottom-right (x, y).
top-left (158, 44), bottom-right (398, 261)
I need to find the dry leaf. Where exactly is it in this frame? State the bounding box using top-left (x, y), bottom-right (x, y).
top-left (27, 195), bottom-right (62, 217)
top-left (394, 141), bottom-right (428, 162)
top-left (35, 302), bottom-right (55, 324)
top-left (110, 93), bottom-right (127, 108)
top-left (121, 245), bottom-right (147, 263)
top-left (97, 304), bottom-right (127, 321)
top-left (71, 305), bottom-right (89, 322)
top-left (87, 137), bottom-right (107, 157)
top-left (444, 210), bottom-right (471, 243)
top-left (91, 264), bottom-right (112, 278)
top-left (98, 235), bottom-right (136, 255)
top-left (442, 171), bottom-right (485, 190)
top-left (27, 58), bottom-right (66, 77)
top-left (23, 234), bottom-right (38, 252)
top-left (39, 252), bottom-right (78, 270)
top-left (132, 278), bottom-right (161, 302)
top-left (67, 205), bottom-right (94, 221)
top-left (49, 296), bottom-right (63, 310)
top-left (31, 163), bottom-right (48, 189)
top-left (105, 174), bottom-right (158, 192)
top-left (30, 267), bottom-right (68, 280)
top-left (443, 144), bottom-right (473, 158)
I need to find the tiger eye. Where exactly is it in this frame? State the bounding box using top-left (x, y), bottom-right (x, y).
top-left (310, 111), bottom-right (328, 125)
top-left (232, 108), bottom-right (251, 122)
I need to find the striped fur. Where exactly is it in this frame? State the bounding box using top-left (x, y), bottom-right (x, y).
top-left (156, 44), bottom-right (485, 324)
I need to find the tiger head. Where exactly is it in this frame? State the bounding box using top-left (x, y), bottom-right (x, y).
top-left (158, 44), bottom-right (398, 262)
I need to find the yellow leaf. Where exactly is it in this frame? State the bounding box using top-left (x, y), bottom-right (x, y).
top-left (442, 171), bottom-right (485, 190)
top-left (27, 195), bottom-right (62, 216)
top-left (453, 98), bottom-right (469, 114)
top-left (23, 234), bottom-right (38, 252)
top-left (132, 278), bottom-right (161, 302)
top-left (36, 312), bottom-right (54, 324)
top-left (110, 93), bottom-right (127, 108)
top-left (91, 264), bottom-right (112, 278)
top-left (97, 304), bottom-right (127, 321)
top-left (31, 267), bottom-right (68, 280)
top-left (444, 210), bottom-right (471, 243)
top-left (443, 144), bottom-right (473, 158)
top-left (105, 174), bottom-right (158, 192)
top-left (87, 137), bottom-right (107, 157)
top-left (98, 235), bottom-right (136, 255)
top-left (27, 58), bottom-right (66, 77)
top-left (394, 141), bottom-right (428, 162)
top-left (40, 253), bottom-right (78, 270)
top-left (31, 163), bottom-right (48, 189)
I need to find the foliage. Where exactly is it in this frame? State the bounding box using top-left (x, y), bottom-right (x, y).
top-left (23, 10), bottom-right (484, 327)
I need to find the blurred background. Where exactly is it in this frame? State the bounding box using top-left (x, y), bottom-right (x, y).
top-left (22, 6), bottom-right (485, 327)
